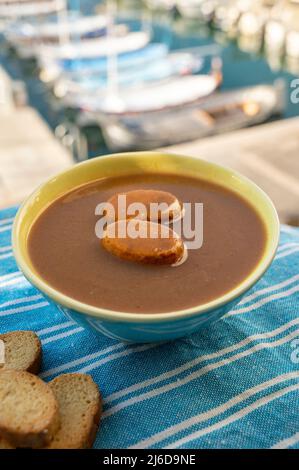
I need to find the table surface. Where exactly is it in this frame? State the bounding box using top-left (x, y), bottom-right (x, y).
top-left (1, 205), bottom-right (299, 449)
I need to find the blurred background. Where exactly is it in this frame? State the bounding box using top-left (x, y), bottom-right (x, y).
top-left (0, 0), bottom-right (298, 223)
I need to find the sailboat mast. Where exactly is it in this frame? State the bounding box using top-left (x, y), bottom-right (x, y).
top-left (57, 0), bottom-right (70, 47)
top-left (106, 0), bottom-right (119, 98)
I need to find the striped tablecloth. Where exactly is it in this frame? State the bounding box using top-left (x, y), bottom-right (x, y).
top-left (1, 205), bottom-right (298, 449)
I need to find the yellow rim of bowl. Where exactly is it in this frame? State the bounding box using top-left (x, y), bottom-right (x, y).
top-left (12, 152), bottom-right (280, 324)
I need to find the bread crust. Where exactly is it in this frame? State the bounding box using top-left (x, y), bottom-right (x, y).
top-left (0, 370), bottom-right (60, 448)
top-left (0, 331), bottom-right (42, 374)
top-left (47, 373), bottom-right (102, 449)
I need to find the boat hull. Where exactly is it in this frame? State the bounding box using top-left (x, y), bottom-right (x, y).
top-left (96, 83), bottom-right (285, 151)
top-left (0, 0), bottom-right (65, 18)
top-left (56, 52), bottom-right (203, 106)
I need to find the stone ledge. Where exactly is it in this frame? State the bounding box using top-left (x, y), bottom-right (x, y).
top-left (160, 117), bottom-right (299, 223)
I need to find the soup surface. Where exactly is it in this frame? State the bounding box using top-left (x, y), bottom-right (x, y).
top-left (28, 173), bottom-right (266, 313)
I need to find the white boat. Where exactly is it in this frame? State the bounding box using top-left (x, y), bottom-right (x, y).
top-left (38, 31), bottom-right (151, 83)
top-left (5, 14), bottom-right (110, 58)
top-left (38, 30), bottom-right (150, 62)
top-left (238, 10), bottom-right (267, 37)
top-left (176, 0), bottom-right (203, 18)
top-left (176, 0), bottom-right (215, 20)
top-left (6, 13), bottom-right (108, 45)
top-left (264, 20), bottom-right (285, 54)
top-left (286, 30), bottom-right (299, 59)
top-left (81, 72), bottom-right (220, 116)
top-left (145, 0), bottom-right (176, 9)
top-left (54, 51), bottom-right (204, 105)
top-left (76, 57), bottom-right (221, 127)
top-left (213, 1), bottom-right (241, 34)
top-left (0, 0), bottom-right (65, 18)
top-left (91, 81), bottom-right (285, 151)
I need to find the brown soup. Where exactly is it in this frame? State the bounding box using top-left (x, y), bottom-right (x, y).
top-left (28, 174), bottom-right (266, 313)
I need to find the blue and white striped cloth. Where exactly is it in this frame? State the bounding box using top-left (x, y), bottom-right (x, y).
top-left (1, 205), bottom-right (298, 449)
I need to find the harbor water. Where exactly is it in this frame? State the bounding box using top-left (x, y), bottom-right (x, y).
top-left (0, 1), bottom-right (299, 157)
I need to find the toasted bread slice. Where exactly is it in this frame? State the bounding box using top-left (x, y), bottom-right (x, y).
top-left (47, 373), bottom-right (102, 449)
top-left (107, 189), bottom-right (182, 222)
top-left (102, 220), bottom-right (184, 265)
top-left (0, 331), bottom-right (42, 374)
top-left (0, 370), bottom-right (60, 448)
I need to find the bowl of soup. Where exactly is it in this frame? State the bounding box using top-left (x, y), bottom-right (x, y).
top-left (12, 152), bottom-right (279, 343)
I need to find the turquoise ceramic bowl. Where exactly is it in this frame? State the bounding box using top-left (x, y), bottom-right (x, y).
top-left (12, 152), bottom-right (279, 343)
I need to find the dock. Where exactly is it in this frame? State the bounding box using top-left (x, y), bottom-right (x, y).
top-left (0, 66), bottom-right (73, 209)
top-left (161, 117), bottom-right (299, 224)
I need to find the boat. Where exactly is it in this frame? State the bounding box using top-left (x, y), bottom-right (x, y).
top-left (264, 20), bottom-right (285, 56)
top-left (81, 69), bottom-right (221, 114)
top-left (35, 0), bottom-right (149, 67)
top-left (76, 57), bottom-right (221, 125)
top-left (5, 14), bottom-right (110, 58)
top-left (144, 0), bottom-right (176, 10)
top-left (238, 11), bottom-right (267, 38)
top-left (37, 30), bottom-right (150, 62)
top-left (54, 50), bottom-right (204, 105)
top-left (176, 0), bottom-right (216, 21)
top-left (286, 30), bottom-right (299, 59)
top-left (89, 80), bottom-right (285, 151)
top-left (213, 1), bottom-right (242, 35)
top-left (38, 30), bottom-right (151, 83)
top-left (0, 0), bottom-right (65, 18)
top-left (268, 0), bottom-right (299, 66)
top-left (39, 42), bottom-right (166, 84)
